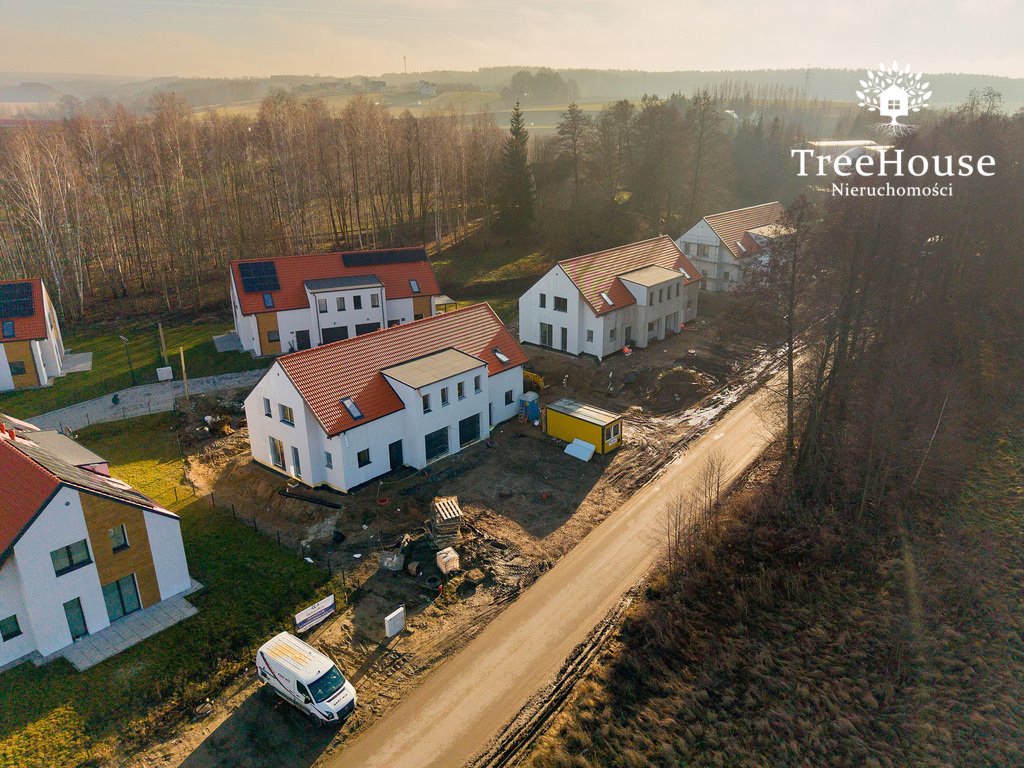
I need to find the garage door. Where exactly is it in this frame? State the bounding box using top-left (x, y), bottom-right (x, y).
top-left (459, 414), bottom-right (480, 447)
top-left (424, 427), bottom-right (449, 462)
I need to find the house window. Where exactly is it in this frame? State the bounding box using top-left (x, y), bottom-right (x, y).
top-left (318, 298), bottom-right (328, 313)
top-left (474, 375), bottom-right (481, 393)
top-left (9, 361), bottom-right (26, 376)
top-left (279, 404), bottom-right (294, 425)
top-left (686, 297), bottom-right (693, 309)
top-left (325, 451), bottom-right (333, 469)
top-left (539, 293), bottom-right (546, 308)
top-left (648, 291), bottom-right (654, 304)
top-left (0, 614), bottom-right (21, 642)
top-left (371, 293), bottom-right (380, 308)
top-left (697, 244), bottom-right (709, 259)
top-left (422, 393), bottom-right (431, 413)
top-left (263, 293), bottom-right (274, 308)
top-left (102, 574), bottom-right (141, 622)
top-left (888, 99), bottom-right (900, 110)
top-left (410, 279), bottom-right (421, 294)
top-left (51, 539), bottom-right (92, 576)
top-left (263, 397), bottom-right (272, 417)
top-left (539, 322), bottom-right (553, 347)
top-left (267, 330), bottom-right (280, 343)
top-left (457, 381), bottom-right (465, 400)
top-left (609, 327), bottom-right (617, 340)
top-left (605, 421), bottom-right (621, 444)
top-left (109, 524), bottom-right (129, 553)
top-left (353, 295), bottom-right (363, 310)
top-left (269, 437), bottom-right (285, 469)
top-left (624, 325), bottom-right (632, 344)
top-left (336, 296), bottom-right (346, 311)
top-left (658, 288), bottom-right (664, 303)
top-left (554, 296), bottom-right (568, 312)
top-left (723, 270), bottom-right (731, 282)
top-left (357, 448), bottom-right (371, 467)
top-left (1, 321), bottom-right (13, 339)
top-left (291, 446), bottom-right (302, 478)
top-left (441, 387), bottom-right (449, 407)
top-left (586, 330), bottom-right (594, 343)
top-left (504, 390), bottom-right (513, 405)
top-left (676, 282), bottom-right (681, 297)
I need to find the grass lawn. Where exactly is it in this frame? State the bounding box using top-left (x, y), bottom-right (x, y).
top-left (0, 413), bottom-right (335, 768)
top-left (0, 318), bottom-right (266, 420)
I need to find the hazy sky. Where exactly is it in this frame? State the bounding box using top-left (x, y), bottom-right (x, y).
top-left (2, 0), bottom-right (1021, 79)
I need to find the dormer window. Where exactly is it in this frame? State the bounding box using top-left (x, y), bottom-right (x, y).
top-left (410, 279), bottom-right (421, 294)
top-left (493, 348), bottom-right (510, 365)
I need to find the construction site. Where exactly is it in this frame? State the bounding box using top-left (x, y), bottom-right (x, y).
top-left (124, 300), bottom-right (784, 767)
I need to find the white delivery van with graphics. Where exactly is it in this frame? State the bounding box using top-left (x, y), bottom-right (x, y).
top-left (256, 632), bottom-right (357, 725)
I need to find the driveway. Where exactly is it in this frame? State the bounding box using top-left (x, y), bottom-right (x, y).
top-left (325, 374), bottom-right (779, 768)
top-left (29, 369), bottom-right (268, 432)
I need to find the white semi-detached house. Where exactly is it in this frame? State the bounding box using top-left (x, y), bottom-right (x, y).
top-left (0, 424), bottom-right (192, 670)
top-left (518, 235), bottom-right (703, 359)
top-left (675, 201), bottom-right (785, 291)
top-left (0, 278), bottom-right (66, 392)
top-left (244, 303), bottom-right (527, 492)
top-left (229, 247), bottom-right (443, 357)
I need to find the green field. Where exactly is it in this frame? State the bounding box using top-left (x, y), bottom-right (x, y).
top-left (0, 318), bottom-right (266, 420)
top-left (0, 414), bottom-right (335, 768)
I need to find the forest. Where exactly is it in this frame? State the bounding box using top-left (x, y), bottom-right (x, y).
top-left (0, 86), bottom-right (815, 324)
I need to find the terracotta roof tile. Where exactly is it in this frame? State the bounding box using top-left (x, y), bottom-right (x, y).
top-left (230, 247), bottom-right (441, 316)
top-left (0, 437), bottom-right (61, 559)
top-left (276, 303), bottom-right (527, 436)
top-left (0, 278), bottom-right (47, 342)
top-left (703, 202), bottom-right (785, 259)
top-left (558, 235), bottom-right (702, 316)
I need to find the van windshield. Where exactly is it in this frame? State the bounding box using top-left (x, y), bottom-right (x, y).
top-left (309, 665), bottom-right (347, 703)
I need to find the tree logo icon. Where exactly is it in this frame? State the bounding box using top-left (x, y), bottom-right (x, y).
top-left (856, 62), bottom-right (932, 136)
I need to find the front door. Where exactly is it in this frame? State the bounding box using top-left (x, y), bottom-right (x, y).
top-left (389, 440), bottom-right (403, 470)
top-left (295, 329), bottom-right (312, 350)
top-left (64, 597), bottom-right (88, 641)
top-left (560, 327), bottom-right (568, 351)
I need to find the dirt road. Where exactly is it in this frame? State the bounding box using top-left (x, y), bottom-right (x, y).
top-left (324, 379), bottom-right (777, 768)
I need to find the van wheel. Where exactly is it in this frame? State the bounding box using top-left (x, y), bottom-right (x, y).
top-left (307, 711), bottom-right (323, 727)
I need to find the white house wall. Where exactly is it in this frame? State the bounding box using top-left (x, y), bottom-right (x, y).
top-left (230, 279), bottom-right (261, 355)
top-left (518, 266), bottom-right (584, 353)
top-left (676, 221), bottom-right (728, 291)
top-left (144, 512), bottom-right (191, 601)
top-left (36, 287), bottom-right (65, 381)
top-left (0, 558), bottom-right (34, 666)
top-left (245, 360), bottom-right (524, 492)
top-left (11, 487), bottom-right (110, 657)
top-left (0, 344), bottom-right (12, 392)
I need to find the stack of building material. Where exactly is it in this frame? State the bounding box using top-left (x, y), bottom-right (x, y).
top-left (430, 495), bottom-right (463, 548)
top-left (436, 547), bottom-right (460, 574)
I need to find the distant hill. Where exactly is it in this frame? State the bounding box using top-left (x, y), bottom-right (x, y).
top-left (1, 67), bottom-right (1021, 114)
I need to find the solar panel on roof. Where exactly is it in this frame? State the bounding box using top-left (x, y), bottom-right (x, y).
top-left (238, 262), bottom-right (280, 293)
top-left (342, 248), bottom-right (428, 268)
top-left (0, 282), bottom-right (34, 319)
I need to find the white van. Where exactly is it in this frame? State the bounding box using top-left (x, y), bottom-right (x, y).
top-left (256, 632), bottom-right (357, 725)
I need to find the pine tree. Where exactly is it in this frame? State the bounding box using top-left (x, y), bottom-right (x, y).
top-left (496, 102), bottom-right (534, 234)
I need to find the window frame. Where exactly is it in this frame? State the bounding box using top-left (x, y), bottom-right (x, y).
top-left (1, 320), bottom-right (13, 339)
top-left (0, 614), bottom-right (21, 642)
top-left (353, 295), bottom-right (363, 310)
top-left (8, 361), bottom-right (26, 376)
top-left (51, 539), bottom-right (93, 577)
top-left (279, 404), bottom-right (295, 426)
top-left (336, 296), bottom-right (346, 311)
top-left (109, 524), bottom-right (129, 554)
top-left (262, 293), bottom-right (275, 309)
top-left (371, 293), bottom-right (380, 308)
top-left (267, 329), bottom-right (280, 343)
top-left (539, 293), bottom-right (546, 308)
top-left (422, 393), bottom-right (431, 413)
top-left (474, 375), bottom-right (482, 393)
top-left (586, 329), bottom-right (594, 343)
top-left (441, 387), bottom-right (449, 407)
top-left (269, 437), bottom-right (285, 469)
top-left (457, 381), bottom-right (465, 400)
top-left (357, 448), bottom-right (371, 467)
top-left (325, 451), bottom-right (333, 469)
top-left (263, 397), bottom-right (272, 417)
top-left (504, 390), bottom-right (514, 406)
top-left (317, 297), bottom-right (328, 313)
top-left (553, 296), bottom-right (568, 313)
top-left (102, 573), bottom-right (141, 622)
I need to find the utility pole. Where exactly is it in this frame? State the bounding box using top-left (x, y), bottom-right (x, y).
top-left (158, 322), bottom-right (168, 366)
top-left (179, 347), bottom-right (190, 405)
